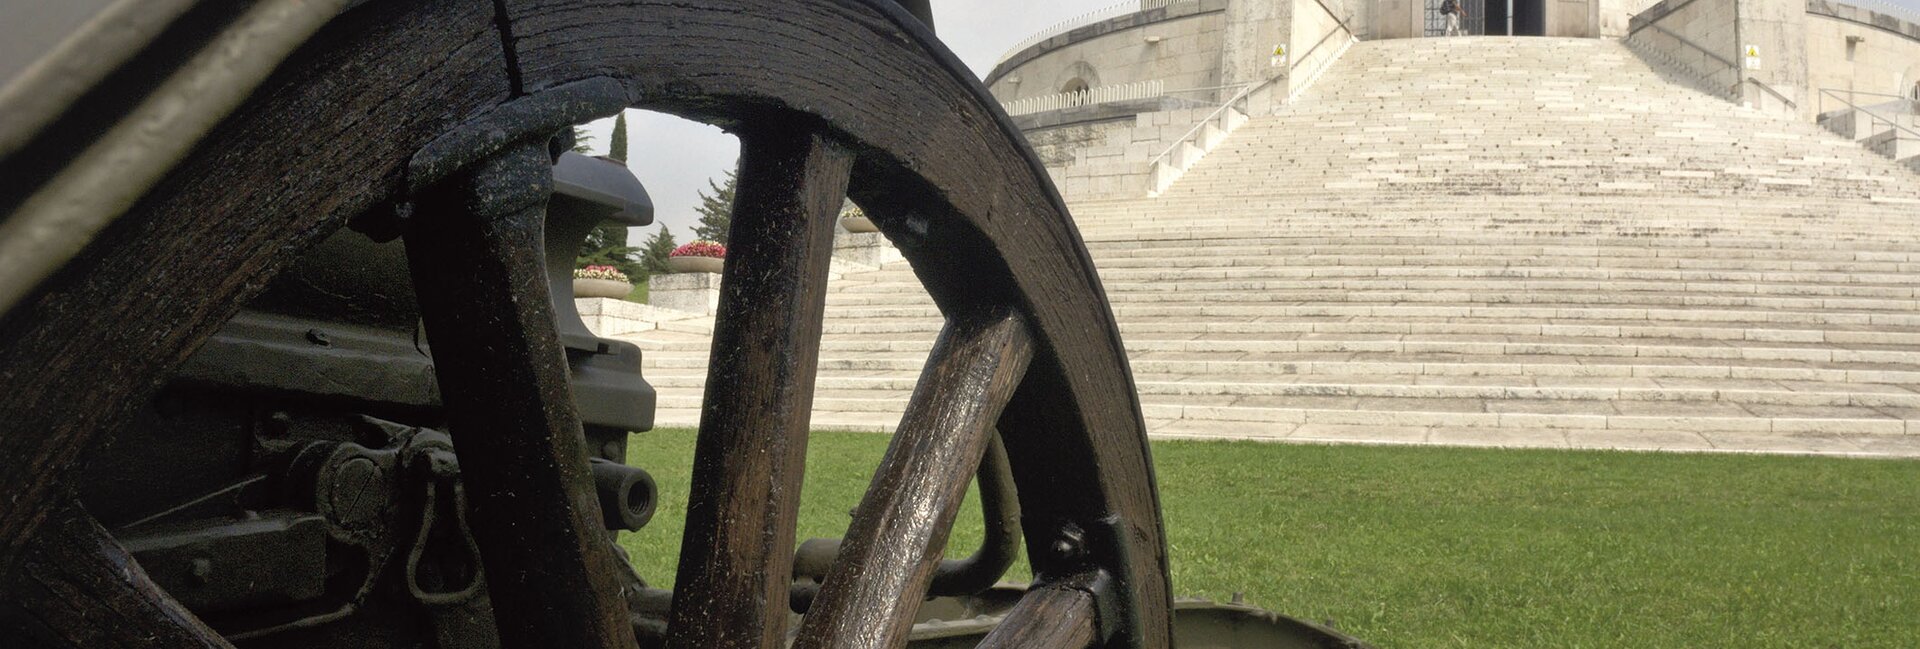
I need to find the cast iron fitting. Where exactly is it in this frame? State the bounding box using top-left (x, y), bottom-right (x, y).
top-left (589, 458), bottom-right (657, 531)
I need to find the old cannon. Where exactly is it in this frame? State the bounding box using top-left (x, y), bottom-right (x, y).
top-left (0, 1), bottom-right (1367, 647)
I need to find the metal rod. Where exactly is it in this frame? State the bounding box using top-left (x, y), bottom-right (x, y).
top-left (931, 432), bottom-right (1023, 596)
top-left (1, 498), bottom-right (233, 647)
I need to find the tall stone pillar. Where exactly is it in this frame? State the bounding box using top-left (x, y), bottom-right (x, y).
top-left (1220, 0), bottom-right (1292, 115)
top-left (1734, 0), bottom-right (1809, 117)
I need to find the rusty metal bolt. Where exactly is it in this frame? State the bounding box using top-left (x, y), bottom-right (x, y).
top-left (188, 558), bottom-right (213, 585)
top-left (328, 457), bottom-right (388, 528)
top-left (1050, 525), bottom-right (1087, 561)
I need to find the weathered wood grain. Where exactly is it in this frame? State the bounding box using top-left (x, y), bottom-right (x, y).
top-left (665, 129), bottom-right (852, 649)
top-left (1, 1), bottom-right (1174, 644)
top-left (976, 585), bottom-right (1100, 649)
top-left (793, 309), bottom-right (1033, 649)
top-left (0, 0), bottom-right (510, 578)
top-left (406, 140), bottom-right (636, 649)
top-left (0, 498), bottom-right (232, 648)
top-left (502, 1), bottom-right (1173, 644)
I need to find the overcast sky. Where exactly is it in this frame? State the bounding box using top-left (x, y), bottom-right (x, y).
top-left (578, 0), bottom-right (1117, 245)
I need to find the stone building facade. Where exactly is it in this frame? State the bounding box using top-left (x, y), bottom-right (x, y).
top-left (987, 0), bottom-right (1920, 198)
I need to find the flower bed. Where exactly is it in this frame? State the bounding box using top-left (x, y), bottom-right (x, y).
top-left (574, 264), bottom-right (630, 282)
top-left (670, 240), bottom-right (726, 259)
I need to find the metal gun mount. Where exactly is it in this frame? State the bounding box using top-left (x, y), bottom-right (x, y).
top-left (56, 152), bottom-right (660, 645)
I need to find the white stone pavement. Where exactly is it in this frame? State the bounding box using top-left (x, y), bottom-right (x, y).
top-left (607, 38), bottom-right (1920, 459)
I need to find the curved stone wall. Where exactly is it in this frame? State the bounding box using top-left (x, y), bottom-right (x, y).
top-left (984, 0), bottom-right (1231, 104)
top-left (1806, 1), bottom-right (1920, 108)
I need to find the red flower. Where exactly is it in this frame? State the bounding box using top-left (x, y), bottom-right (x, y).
top-left (670, 240), bottom-right (727, 259)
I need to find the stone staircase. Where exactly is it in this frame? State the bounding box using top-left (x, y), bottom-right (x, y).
top-left (1815, 96), bottom-right (1920, 173)
top-left (615, 37), bottom-right (1920, 456)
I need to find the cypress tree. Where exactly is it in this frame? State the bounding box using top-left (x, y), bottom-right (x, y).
top-left (693, 170), bottom-right (737, 244)
top-left (609, 112), bottom-right (629, 163)
top-left (574, 114), bottom-right (639, 278)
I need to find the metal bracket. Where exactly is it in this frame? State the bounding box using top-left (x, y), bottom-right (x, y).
top-left (1028, 514), bottom-right (1136, 645)
top-left (405, 76), bottom-right (631, 195)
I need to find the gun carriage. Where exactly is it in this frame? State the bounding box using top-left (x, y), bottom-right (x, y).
top-left (0, 1), bottom-right (1365, 647)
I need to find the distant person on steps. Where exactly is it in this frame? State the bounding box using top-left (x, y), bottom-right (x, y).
top-left (1442, 0), bottom-right (1467, 37)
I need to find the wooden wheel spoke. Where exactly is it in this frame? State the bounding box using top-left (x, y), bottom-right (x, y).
top-left (0, 498), bottom-right (231, 648)
top-left (977, 583), bottom-right (1101, 649)
top-left (666, 129), bottom-right (853, 649)
top-left (405, 140), bottom-right (635, 649)
top-left (794, 310), bottom-right (1034, 649)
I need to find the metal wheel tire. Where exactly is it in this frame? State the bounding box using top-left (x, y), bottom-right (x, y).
top-left (0, 1), bottom-right (1173, 647)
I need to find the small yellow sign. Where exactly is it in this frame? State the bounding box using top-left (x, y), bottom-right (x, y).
top-left (1746, 45), bottom-right (1759, 58)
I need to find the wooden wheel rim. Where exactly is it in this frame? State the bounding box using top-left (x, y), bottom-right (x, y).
top-left (0, 1), bottom-right (1173, 646)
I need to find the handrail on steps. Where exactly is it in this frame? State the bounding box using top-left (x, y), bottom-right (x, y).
top-left (1630, 21), bottom-right (1736, 70)
top-left (1290, 21), bottom-right (1352, 75)
top-left (1743, 77), bottom-right (1797, 110)
top-left (1820, 88), bottom-right (1913, 103)
top-left (1146, 80), bottom-right (1267, 169)
top-left (1624, 8), bottom-right (1795, 110)
top-left (1818, 87), bottom-right (1920, 147)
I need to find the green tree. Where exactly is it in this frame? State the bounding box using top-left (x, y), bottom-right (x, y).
top-left (609, 112), bottom-right (628, 163)
top-left (639, 226), bottom-right (677, 276)
top-left (576, 225), bottom-right (643, 280)
top-left (572, 114), bottom-right (640, 278)
top-left (693, 169), bottom-right (737, 243)
top-left (570, 125), bottom-right (594, 153)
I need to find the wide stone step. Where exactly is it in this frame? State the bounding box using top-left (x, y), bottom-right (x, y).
top-left (829, 291), bottom-right (1920, 312)
top-left (645, 406), bottom-right (1919, 454)
top-left (815, 312), bottom-right (1920, 341)
top-left (648, 396), bottom-right (1917, 437)
top-left (816, 302), bottom-right (1920, 327)
top-left (835, 279), bottom-right (1920, 301)
top-left (638, 353), bottom-right (1920, 384)
top-left (624, 333), bottom-right (1920, 365)
top-left (1084, 243), bottom-right (1920, 262)
top-left (647, 370), bottom-right (1918, 406)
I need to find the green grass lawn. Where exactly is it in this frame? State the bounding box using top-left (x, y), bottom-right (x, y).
top-left (619, 429), bottom-right (1920, 647)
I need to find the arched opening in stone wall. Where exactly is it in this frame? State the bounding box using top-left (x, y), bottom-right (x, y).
top-left (1059, 77), bottom-right (1092, 108)
top-left (1901, 64), bottom-right (1920, 102)
top-left (1054, 60), bottom-right (1101, 103)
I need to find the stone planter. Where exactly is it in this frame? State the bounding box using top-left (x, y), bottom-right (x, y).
top-left (649, 272), bottom-right (723, 315)
top-left (840, 215), bottom-right (879, 233)
top-left (572, 277), bottom-right (632, 299)
top-left (667, 255), bottom-right (724, 273)
top-left (833, 229), bottom-right (904, 268)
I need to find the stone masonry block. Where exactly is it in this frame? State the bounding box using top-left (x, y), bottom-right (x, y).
top-left (648, 272), bottom-right (722, 316)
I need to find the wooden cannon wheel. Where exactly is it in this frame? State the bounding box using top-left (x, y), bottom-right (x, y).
top-left (0, 1), bottom-right (1173, 647)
